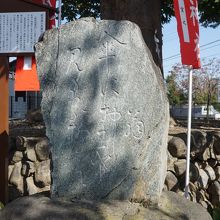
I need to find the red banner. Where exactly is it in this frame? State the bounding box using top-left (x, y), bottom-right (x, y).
top-left (15, 0), bottom-right (56, 91)
top-left (173, 0), bottom-right (201, 69)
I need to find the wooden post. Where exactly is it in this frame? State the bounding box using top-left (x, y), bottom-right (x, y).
top-left (0, 57), bottom-right (9, 205)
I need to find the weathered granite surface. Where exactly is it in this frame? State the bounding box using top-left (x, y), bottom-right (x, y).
top-left (35, 18), bottom-right (169, 203)
top-left (0, 192), bottom-right (212, 220)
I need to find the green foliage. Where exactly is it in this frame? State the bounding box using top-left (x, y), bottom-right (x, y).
top-left (62, 0), bottom-right (100, 21)
top-left (213, 103), bottom-right (220, 112)
top-left (199, 0), bottom-right (220, 28)
top-left (61, 0), bottom-right (220, 28)
top-left (0, 201), bottom-right (4, 210)
top-left (212, 207), bottom-right (220, 220)
top-left (167, 58), bottom-right (220, 109)
top-left (161, 0), bottom-right (174, 24)
top-left (165, 71), bottom-right (186, 105)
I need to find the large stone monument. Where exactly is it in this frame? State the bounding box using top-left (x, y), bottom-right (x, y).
top-left (35, 18), bottom-right (169, 203)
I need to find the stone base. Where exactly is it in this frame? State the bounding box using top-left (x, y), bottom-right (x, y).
top-left (0, 192), bottom-right (212, 220)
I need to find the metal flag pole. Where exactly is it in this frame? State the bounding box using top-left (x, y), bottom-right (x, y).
top-left (58, 0), bottom-right (62, 27)
top-left (185, 66), bottom-right (193, 199)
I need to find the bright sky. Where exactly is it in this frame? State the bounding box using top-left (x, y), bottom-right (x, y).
top-left (162, 18), bottom-right (220, 78)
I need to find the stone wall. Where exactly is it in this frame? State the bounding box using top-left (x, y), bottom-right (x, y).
top-left (165, 128), bottom-right (220, 210)
top-left (8, 112), bottom-right (50, 201)
top-left (8, 116), bottom-right (220, 211)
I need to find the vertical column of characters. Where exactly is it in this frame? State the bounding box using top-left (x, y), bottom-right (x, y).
top-left (9, 14), bottom-right (13, 51)
top-left (2, 14), bottom-right (6, 51)
top-left (30, 14), bottom-right (34, 52)
top-left (26, 14), bottom-right (30, 51)
top-left (5, 14), bottom-right (9, 52)
top-left (12, 14), bottom-right (16, 52)
top-left (33, 15), bottom-right (37, 44)
top-left (23, 14), bottom-right (27, 51)
top-left (19, 13), bottom-right (23, 52)
top-left (40, 13), bottom-right (45, 34)
top-left (16, 13), bottom-right (19, 52)
top-left (94, 40), bottom-right (119, 181)
top-left (189, 0), bottom-right (200, 67)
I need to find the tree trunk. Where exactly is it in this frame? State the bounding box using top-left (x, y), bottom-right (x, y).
top-left (100, 0), bottom-right (163, 76)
